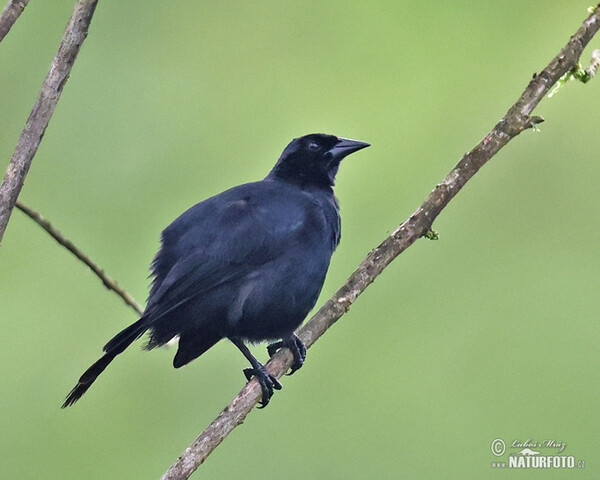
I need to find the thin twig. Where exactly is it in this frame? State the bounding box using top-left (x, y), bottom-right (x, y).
top-left (15, 201), bottom-right (143, 315)
top-left (161, 5), bottom-right (600, 480)
top-left (0, 0), bottom-right (99, 245)
top-left (0, 0), bottom-right (29, 43)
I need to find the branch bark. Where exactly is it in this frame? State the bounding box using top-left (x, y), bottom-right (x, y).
top-left (15, 201), bottom-right (143, 315)
top-left (0, 0), bottom-right (99, 245)
top-left (0, 0), bottom-right (29, 43)
top-left (160, 5), bottom-right (600, 480)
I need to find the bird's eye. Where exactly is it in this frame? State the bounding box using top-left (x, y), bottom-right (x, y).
top-left (308, 141), bottom-right (320, 152)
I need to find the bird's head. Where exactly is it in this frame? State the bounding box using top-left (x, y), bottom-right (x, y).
top-left (268, 133), bottom-right (370, 187)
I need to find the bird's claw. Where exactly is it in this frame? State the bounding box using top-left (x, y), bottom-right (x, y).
top-left (243, 366), bottom-right (282, 408)
top-left (266, 341), bottom-right (282, 358)
top-left (267, 334), bottom-right (307, 375)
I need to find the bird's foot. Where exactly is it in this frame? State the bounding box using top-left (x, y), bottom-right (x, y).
top-left (243, 365), bottom-right (282, 408)
top-left (267, 334), bottom-right (307, 375)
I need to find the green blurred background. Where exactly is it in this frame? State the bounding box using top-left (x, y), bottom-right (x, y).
top-left (1, 1), bottom-right (599, 478)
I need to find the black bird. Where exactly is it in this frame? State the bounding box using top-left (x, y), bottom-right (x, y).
top-left (63, 133), bottom-right (369, 408)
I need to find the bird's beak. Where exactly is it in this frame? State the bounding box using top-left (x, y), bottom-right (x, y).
top-left (327, 137), bottom-right (370, 162)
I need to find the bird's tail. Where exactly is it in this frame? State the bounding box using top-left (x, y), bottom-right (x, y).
top-left (62, 317), bottom-right (149, 408)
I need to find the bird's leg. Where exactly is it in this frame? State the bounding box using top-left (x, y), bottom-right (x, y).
top-left (229, 337), bottom-right (282, 408)
top-left (267, 333), bottom-right (307, 375)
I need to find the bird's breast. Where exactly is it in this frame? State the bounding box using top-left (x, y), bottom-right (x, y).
top-left (226, 248), bottom-right (331, 341)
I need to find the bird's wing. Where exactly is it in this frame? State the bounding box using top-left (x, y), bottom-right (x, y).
top-left (144, 181), bottom-right (308, 321)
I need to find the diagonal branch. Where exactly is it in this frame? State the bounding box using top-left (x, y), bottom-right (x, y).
top-left (0, 0), bottom-right (29, 44)
top-left (15, 201), bottom-right (143, 315)
top-left (0, 0), bottom-right (99, 245)
top-left (160, 5), bottom-right (600, 480)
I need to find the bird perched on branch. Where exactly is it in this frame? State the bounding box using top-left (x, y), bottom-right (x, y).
top-left (63, 133), bottom-right (369, 408)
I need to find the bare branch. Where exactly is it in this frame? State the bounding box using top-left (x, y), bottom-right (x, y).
top-left (160, 5), bottom-right (600, 480)
top-left (0, 0), bottom-right (99, 245)
top-left (15, 201), bottom-right (143, 315)
top-left (0, 0), bottom-right (29, 43)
